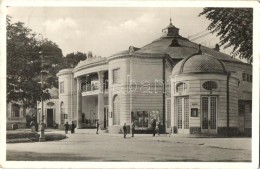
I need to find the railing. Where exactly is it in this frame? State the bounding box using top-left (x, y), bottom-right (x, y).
top-left (81, 84), bottom-right (108, 92)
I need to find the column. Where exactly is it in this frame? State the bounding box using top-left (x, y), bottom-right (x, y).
top-left (98, 71), bottom-right (105, 129)
top-left (77, 77), bottom-right (82, 129)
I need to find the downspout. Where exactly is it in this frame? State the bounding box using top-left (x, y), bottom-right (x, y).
top-left (163, 56), bottom-right (166, 133)
top-left (226, 71), bottom-right (231, 136)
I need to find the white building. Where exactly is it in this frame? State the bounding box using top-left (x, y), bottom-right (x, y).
top-left (55, 21), bottom-right (252, 135)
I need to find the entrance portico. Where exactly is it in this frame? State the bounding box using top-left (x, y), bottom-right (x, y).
top-left (76, 70), bottom-right (108, 129)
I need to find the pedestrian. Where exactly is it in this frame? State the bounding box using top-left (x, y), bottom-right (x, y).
top-left (96, 119), bottom-right (100, 134)
top-left (152, 119), bottom-right (156, 137)
top-left (123, 123), bottom-right (127, 138)
top-left (131, 121), bottom-right (135, 137)
top-left (71, 121), bottom-right (76, 134)
top-left (30, 120), bottom-right (35, 132)
top-left (157, 121), bottom-right (162, 136)
top-left (64, 121), bottom-right (69, 134)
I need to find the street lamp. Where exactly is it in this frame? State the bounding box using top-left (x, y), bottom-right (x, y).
top-left (38, 33), bottom-right (45, 142)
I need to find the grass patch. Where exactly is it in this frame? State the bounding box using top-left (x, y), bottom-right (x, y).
top-left (7, 131), bottom-right (67, 143)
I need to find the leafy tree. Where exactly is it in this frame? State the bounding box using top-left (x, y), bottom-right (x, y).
top-left (199, 8), bottom-right (253, 63)
top-left (7, 16), bottom-right (63, 108)
top-left (63, 52), bottom-right (87, 68)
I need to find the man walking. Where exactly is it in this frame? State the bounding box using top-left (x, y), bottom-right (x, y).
top-left (152, 119), bottom-right (156, 137)
top-left (64, 121), bottom-right (69, 134)
top-left (123, 123), bottom-right (127, 138)
top-left (131, 121), bottom-right (135, 137)
top-left (71, 121), bottom-right (76, 134)
top-left (96, 119), bottom-right (100, 134)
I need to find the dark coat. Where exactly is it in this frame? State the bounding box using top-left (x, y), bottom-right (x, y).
top-left (64, 123), bottom-right (69, 130)
top-left (123, 125), bottom-right (127, 133)
top-left (71, 123), bottom-right (76, 133)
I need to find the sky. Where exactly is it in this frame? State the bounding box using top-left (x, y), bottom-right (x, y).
top-left (7, 7), bottom-right (231, 58)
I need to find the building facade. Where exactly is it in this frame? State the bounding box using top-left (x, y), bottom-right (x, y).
top-left (36, 87), bottom-right (60, 128)
top-left (56, 21), bottom-right (252, 135)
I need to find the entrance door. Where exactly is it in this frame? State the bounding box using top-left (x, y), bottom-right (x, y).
top-left (176, 97), bottom-right (189, 134)
top-left (104, 106), bottom-right (109, 129)
top-left (47, 109), bottom-right (54, 128)
top-left (201, 96), bottom-right (217, 134)
top-left (113, 95), bottom-right (120, 125)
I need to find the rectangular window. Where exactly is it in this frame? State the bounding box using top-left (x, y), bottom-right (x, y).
top-left (60, 82), bottom-right (64, 93)
top-left (12, 104), bottom-right (20, 117)
top-left (249, 74), bottom-right (252, 82)
top-left (238, 103), bottom-right (245, 115)
top-left (191, 108), bottom-right (198, 117)
top-left (242, 73), bottom-right (246, 81)
top-left (247, 74), bottom-right (250, 82)
top-left (113, 69), bottom-right (119, 83)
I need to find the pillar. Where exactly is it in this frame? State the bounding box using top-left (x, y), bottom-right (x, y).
top-left (77, 77), bottom-right (82, 129)
top-left (98, 71), bottom-right (105, 129)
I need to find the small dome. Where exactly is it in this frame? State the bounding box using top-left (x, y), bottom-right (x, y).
top-left (172, 53), bottom-right (226, 75)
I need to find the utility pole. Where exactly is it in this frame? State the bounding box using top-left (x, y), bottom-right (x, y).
top-left (38, 34), bottom-right (45, 142)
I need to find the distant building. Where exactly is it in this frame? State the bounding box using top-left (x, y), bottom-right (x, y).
top-left (6, 102), bottom-right (27, 130)
top-left (56, 20), bottom-right (252, 135)
top-left (36, 87), bottom-right (60, 128)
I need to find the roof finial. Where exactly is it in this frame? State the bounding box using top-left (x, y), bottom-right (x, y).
top-left (198, 44), bottom-right (202, 54)
top-left (170, 8), bottom-right (172, 24)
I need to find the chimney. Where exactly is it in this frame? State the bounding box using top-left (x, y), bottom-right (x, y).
top-left (214, 44), bottom-right (220, 51)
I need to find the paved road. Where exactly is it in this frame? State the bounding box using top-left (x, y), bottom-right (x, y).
top-left (6, 129), bottom-right (251, 162)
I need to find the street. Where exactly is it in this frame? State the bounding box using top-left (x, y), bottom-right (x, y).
top-left (6, 129), bottom-right (251, 162)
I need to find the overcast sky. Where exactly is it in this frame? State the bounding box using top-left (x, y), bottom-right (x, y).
top-left (7, 7), bottom-right (229, 57)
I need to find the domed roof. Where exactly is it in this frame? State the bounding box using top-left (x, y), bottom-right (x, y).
top-left (172, 52), bottom-right (227, 75)
top-left (108, 20), bottom-right (242, 64)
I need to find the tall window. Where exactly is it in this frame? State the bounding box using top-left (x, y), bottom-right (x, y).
top-left (242, 73), bottom-right (252, 83)
top-left (60, 82), bottom-right (64, 93)
top-left (176, 82), bottom-right (187, 93)
top-left (113, 69), bottom-right (119, 83)
top-left (12, 104), bottom-right (20, 117)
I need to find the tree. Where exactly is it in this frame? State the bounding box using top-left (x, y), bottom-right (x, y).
top-left (199, 8), bottom-right (253, 63)
top-left (7, 16), bottom-right (63, 108)
top-left (63, 52), bottom-right (87, 68)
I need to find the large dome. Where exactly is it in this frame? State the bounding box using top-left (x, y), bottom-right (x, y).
top-left (172, 53), bottom-right (227, 75)
top-left (109, 20), bottom-right (242, 64)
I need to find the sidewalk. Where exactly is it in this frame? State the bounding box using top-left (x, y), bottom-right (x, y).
top-left (6, 128), bottom-right (251, 162)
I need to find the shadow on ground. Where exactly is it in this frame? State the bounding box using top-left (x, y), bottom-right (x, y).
top-left (7, 150), bottom-right (100, 161)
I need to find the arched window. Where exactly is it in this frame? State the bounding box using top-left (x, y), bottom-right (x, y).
top-left (202, 81), bottom-right (218, 91)
top-left (113, 95), bottom-right (120, 125)
top-left (176, 82), bottom-right (187, 93)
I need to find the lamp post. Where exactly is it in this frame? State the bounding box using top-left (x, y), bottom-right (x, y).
top-left (38, 33), bottom-right (46, 142)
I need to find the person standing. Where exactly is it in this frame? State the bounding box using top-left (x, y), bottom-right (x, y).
top-left (152, 119), bottom-right (156, 137)
top-left (30, 120), bottom-right (35, 132)
top-left (131, 121), bottom-right (135, 137)
top-left (123, 123), bottom-right (127, 138)
top-left (64, 121), bottom-right (69, 134)
top-left (96, 119), bottom-right (100, 134)
top-left (158, 121), bottom-right (162, 136)
top-left (71, 121), bottom-right (76, 134)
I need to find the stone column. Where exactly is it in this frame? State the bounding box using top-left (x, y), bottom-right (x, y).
top-left (77, 77), bottom-right (82, 129)
top-left (98, 71), bottom-right (105, 129)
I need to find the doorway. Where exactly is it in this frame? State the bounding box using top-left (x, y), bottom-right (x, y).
top-left (201, 96), bottom-right (217, 134)
top-left (47, 109), bottom-right (54, 128)
top-left (104, 106), bottom-right (109, 129)
top-left (176, 96), bottom-right (189, 134)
